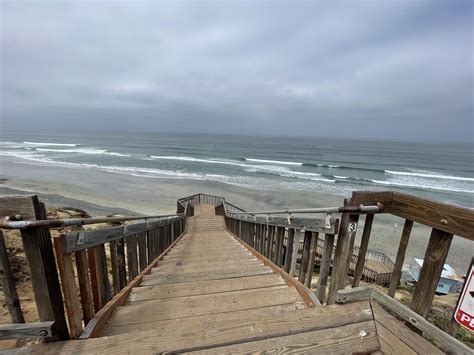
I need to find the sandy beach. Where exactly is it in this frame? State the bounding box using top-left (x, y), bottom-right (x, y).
top-left (0, 157), bottom-right (472, 272)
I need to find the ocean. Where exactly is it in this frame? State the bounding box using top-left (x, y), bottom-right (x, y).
top-left (0, 131), bottom-right (473, 208)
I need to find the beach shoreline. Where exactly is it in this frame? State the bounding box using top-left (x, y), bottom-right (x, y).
top-left (0, 157), bottom-right (472, 272)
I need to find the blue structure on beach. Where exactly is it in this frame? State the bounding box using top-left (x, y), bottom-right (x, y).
top-left (408, 258), bottom-right (463, 295)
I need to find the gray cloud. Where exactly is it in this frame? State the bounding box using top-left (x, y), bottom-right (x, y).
top-left (1, 0), bottom-right (472, 142)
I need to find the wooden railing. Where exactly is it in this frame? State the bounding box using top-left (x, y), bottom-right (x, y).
top-left (1, 191), bottom-right (472, 347)
top-left (177, 193), bottom-right (224, 211)
top-left (0, 195), bottom-right (190, 340)
top-left (218, 199), bottom-right (339, 302)
top-left (216, 190), bottom-right (474, 345)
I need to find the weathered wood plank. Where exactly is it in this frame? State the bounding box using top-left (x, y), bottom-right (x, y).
top-left (350, 191), bottom-right (394, 213)
top-left (89, 245), bottom-right (111, 309)
top-left (0, 322), bottom-right (55, 340)
top-left (391, 192), bottom-right (474, 240)
top-left (283, 228), bottom-right (295, 273)
top-left (128, 274), bottom-right (286, 302)
top-left (87, 247), bottom-right (100, 312)
top-left (0, 231), bottom-right (24, 323)
top-left (137, 232), bottom-right (147, 272)
top-left (372, 303), bottom-right (443, 355)
top-left (192, 320), bottom-right (379, 354)
top-left (334, 287), bottom-right (472, 354)
top-left (298, 230), bottom-right (312, 283)
top-left (22, 302), bottom-right (373, 353)
top-left (352, 213), bottom-right (374, 287)
top-left (316, 232), bottom-right (334, 303)
top-left (115, 238), bottom-right (127, 290)
top-left (19, 201), bottom-right (69, 340)
top-left (109, 241), bottom-right (120, 294)
top-left (74, 250), bottom-right (94, 325)
top-left (231, 215), bottom-right (335, 233)
top-left (107, 287), bottom-right (304, 326)
top-left (289, 229), bottom-right (301, 276)
top-left (146, 229), bottom-right (153, 264)
top-left (410, 228), bottom-right (453, 317)
top-left (327, 204), bottom-right (359, 305)
top-left (336, 286), bottom-right (373, 304)
top-left (126, 234), bottom-right (139, 280)
top-left (53, 238), bottom-right (83, 339)
top-left (61, 217), bottom-right (184, 254)
top-left (268, 225), bottom-right (275, 261)
top-left (141, 267), bottom-right (273, 286)
top-left (388, 219), bottom-right (413, 297)
top-left (103, 303), bottom-right (307, 337)
top-left (62, 223), bottom-right (145, 254)
top-left (151, 259), bottom-right (263, 274)
top-left (305, 232), bottom-right (318, 288)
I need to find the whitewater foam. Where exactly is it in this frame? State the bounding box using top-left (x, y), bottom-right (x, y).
top-left (385, 170), bottom-right (474, 182)
top-left (244, 158), bottom-right (302, 166)
top-left (23, 141), bottom-right (80, 147)
top-left (371, 179), bottom-right (474, 194)
top-left (35, 148), bottom-right (130, 157)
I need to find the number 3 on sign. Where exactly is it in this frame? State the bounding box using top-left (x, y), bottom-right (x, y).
top-left (349, 223), bottom-right (357, 232)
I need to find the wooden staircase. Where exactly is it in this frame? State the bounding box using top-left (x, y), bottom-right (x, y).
top-left (7, 203), bottom-right (449, 354)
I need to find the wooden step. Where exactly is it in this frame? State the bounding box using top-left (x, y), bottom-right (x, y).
top-left (128, 274), bottom-right (287, 302)
top-left (26, 302), bottom-right (377, 354)
top-left (149, 259), bottom-right (264, 274)
top-left (140, 266), bottom-right (274, 285)
top-left (106, 286), bottom-right (304, 327)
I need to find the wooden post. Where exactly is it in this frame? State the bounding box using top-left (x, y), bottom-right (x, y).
top-left (109, 241), bottom-right (120, 295)
top-left (305, 232), bottom-right (319, 288)
top-left (89, 245), bottom-right (111, 309)
top-left (146, 230), bottom-right (153, 264)
top-left (251, 222), bottom-right (256, 248)
top-left (275, 227), bottom-right (285, 266)
top-left (53, 238), bottom-right (83, 339)
top-left (255, 224), bottom-right (260, 252)
top-left (267, 226), bottom-right (275, 261)
top-left (298, 230), bottom-right (312, 283)
top-left (388, 219), bottom-right (413, 297)
top-left (344, 215), bottom-right (360, 279)
top-left (316, 232), bottom-right (335, 303)
top-left (289, 230), bottom-right (301, 276)
top-left (410, 228), bottom-right (453, 318)
top-left (283, 228), bottom-right (295, 273)
top-left (138, 231), bottom-right (147, 272)
top-left (74, 250), bottom-right (94, 325)
top-left (87, 247), bottom-right (100, 312)
top-left (116, 238), bottom-right (127, 291)
top-left (126, 234), bottom-right (139, 281)
top-left (352, 214), bottom-right (374, 287)
top-left (327, 202), bottom-right (359, 305)
top-left (0, 231), bottom-right (24, 323)
top-left (263, 225), bottom-right (270, 257)
top-left (19, 200), bottom-right (69, 340)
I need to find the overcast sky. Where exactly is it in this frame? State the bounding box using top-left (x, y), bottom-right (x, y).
top-left (1, 1), bottom-right (473, 142)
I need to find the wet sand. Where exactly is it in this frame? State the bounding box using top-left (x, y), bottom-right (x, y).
top-left (0, 157), bottom-right (472, 272)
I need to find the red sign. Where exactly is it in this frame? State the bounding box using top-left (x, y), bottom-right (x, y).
top-left (454, 262), bottom-right (474, 332)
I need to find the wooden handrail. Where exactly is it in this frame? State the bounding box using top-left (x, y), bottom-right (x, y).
top-left (0, 195), bottom-right (191, 341)
top-left (0, 213), bottom-right (182, 229)
top-left (217, 190), bottom-right (473, 348)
